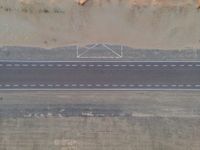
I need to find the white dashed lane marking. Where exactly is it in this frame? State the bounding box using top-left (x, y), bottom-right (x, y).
top-left (31, 64), bottom-right (37, 67)
top-left (138, 65), bottom-right (143, 67)
top-left (6, 64), bottom-right (13, 67)
top-left (40, 64), bottom-right (45, 67)
top-left (145, 65), bottom-right (151, 67)
top-left (121, 65), bottom-right (127, 67)
top-left (48, 64), bottom-right (54, 67)
top-left (113, 65), bottom-right (119, 67)
top-left (56, 64), bottom-right (63, 67)
top-left (22, 64), bottom-right (28, 67)
top-left (5, 84), bottom-right (11, 87)
top-left (103, 84), bottom-right (109, 87)
top-left (0, 63), bottom-right (200, 68)
top-left (13, 84), bottom-right (19, 87)
top-left (171, 85), bottom-right (177, 87)
top-left (30, 84), bottom-right (36, 87)
top-left (129, 65), bottom-right (135, 67)
top-left (178, 85), bottom-right (184, 87)
top-left (105, 65), bottom-right (110, 67)
top-left (0, 84), bottom-right (199, 88)
top-left (72, 64), bottom-right (78, 67)
top-left (155, 85), bottom-right (160, 87)
top-left (171, 64), bottom-right (176, 67)
top-left (14, 64), bottom-right (20, 67)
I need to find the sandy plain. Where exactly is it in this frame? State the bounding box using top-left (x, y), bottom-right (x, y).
top-left (0, 0), bottom-right (200, 49)
top-left (0, 91), bottom-right (200, 150)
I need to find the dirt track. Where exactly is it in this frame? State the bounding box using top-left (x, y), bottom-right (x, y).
top-left (0, 0), bottom-right (200, 49)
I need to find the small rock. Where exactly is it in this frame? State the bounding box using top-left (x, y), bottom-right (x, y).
top-left (77, 0), bottom-right (88, 6)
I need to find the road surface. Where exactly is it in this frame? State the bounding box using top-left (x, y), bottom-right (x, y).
top-left (0, 61), bottom-right (200, 90)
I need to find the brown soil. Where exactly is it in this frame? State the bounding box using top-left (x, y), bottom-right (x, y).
top-left (0, 0), bottom-right (200, 49)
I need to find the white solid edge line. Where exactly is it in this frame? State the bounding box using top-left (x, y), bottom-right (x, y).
top-left (0, 60), bottom-right (200, 63)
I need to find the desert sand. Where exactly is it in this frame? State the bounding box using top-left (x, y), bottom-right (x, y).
top-left (0, 0), bottom-right (200, 49)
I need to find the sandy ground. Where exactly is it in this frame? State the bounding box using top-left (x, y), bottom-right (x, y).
top-left (0, 0), bottom-right (200, 49)
top-left (0, 91), bottom-right (200, 150)
top-left (1, 91), bottom-right (200, 117)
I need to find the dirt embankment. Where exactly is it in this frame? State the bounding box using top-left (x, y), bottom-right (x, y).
top-left (0, 0), bottom-right (200, 49)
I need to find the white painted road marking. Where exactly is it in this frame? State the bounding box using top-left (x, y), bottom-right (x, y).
top-left (40, 64), bottom-right (45, 67)
top-left (0, 63), bottom-right (200, 68)
top-left (13, 84), bottom-right (19, 87)
top-left (57, 64), bottom-right (63, 67)
top-left (162, 65), bottom-right (168, 67)
top-left (171, 64), bottom-right (176, 67)
top-left (0, 84), bottom-right (199, 89)
top-left (48, 64), bottom-right (54, 67)
top-left (138, 65), bottom-right (143, 67)
top-left (6, 64), bottom-right (13, 67)
top-left (0, 61), bottom-right (200, 90)
top-left (30, 84), bottom-right (36, 87)
top-left (22, 64), bottom-right (28, 67)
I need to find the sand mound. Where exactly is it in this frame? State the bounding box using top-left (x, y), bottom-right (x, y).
top-left (0, 0), bottom-right (200, 49)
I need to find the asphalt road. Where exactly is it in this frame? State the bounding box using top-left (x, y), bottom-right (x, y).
top-left (0, 61), bottom-right (200, 90)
